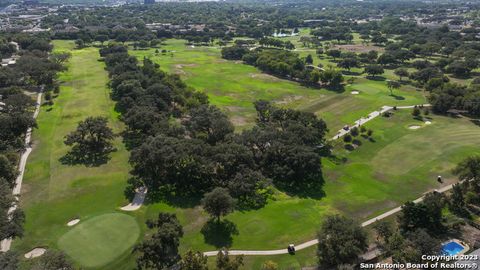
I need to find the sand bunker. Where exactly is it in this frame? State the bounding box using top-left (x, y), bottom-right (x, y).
top-left (351, 91), bottom-right (359, 95)
top-left (25, 248), bottom-right (46, 259)
top-left (67, 218), bottom-right (80, 226)
top-left (409, 125), bottom-right (421, 130)
top-left (425, 121), bottom-right (432, 125)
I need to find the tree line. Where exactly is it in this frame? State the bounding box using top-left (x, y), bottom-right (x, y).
top-left (0, 33), bottom-right (70, 268)
top-left (101, 43), bottom-right (329, 208)
top-left (222, 46), bottom-right (344, 88)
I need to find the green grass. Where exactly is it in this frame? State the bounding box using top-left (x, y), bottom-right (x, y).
top-left (58, 213), bottom-right (140, 268)
top-left (130, 39), bottom-right (426, 133)
top-left (14, 40), bottom-right (139, 269)
top-left (323, 110), bottom-right (480, 218)
top-left (232, 110), bottom-right (480, 268)
top-left (13, 39), bottom-right (480, 270)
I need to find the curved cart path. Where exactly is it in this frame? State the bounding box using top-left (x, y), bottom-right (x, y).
top-left (204, 103), bottom-right (454, 257)
top-left (120, 187), bottom-right (147, 211)
top-left (1, 92), bottom-right (42, 252)
top-left (203, 181), bottom-right (457, 257)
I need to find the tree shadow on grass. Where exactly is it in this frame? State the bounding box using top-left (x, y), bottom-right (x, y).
top-left (342, 70), bottom-right (362, 76)
top-left (59, 147), bottom-right (115, 167)
top-left (352, 139), bottom-right (362, 146)
top-left (366, 76), bottom-right (386, 81)
top-left (201, 219), bottom-right (239, 248)
top-left (144, 187), bottom-right (203, 209)
top-left (470, 119), bottom-right (480, 127)
top-left (327, 154), bottom-right (348, 165)
top-left (344, 144), bottom-right (355, 151)
top-left (324, 84), bottom-right (345, 93)
top-left (390, 94), bottom-right (405, 100)
top-left (275, 176), bottom-right (326, 200)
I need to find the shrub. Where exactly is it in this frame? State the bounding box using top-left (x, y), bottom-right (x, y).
top-left (350, 127), bottom-right (359, 137)
top-left (45, 91), bottom-right (52, 101)
top-left (412, 106), bottom-right (421, 118)
top-left (343, 134), bottom-right (352, 143)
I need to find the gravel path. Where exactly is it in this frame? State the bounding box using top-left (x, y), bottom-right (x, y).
top-left (1, 92), bottom-right (42, 252)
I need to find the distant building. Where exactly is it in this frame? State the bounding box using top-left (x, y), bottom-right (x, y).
top-left (144, 0), bottom-right (155, 4)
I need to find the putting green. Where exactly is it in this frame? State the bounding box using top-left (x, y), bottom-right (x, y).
top-left (58, 213), bottom-right (140, 268)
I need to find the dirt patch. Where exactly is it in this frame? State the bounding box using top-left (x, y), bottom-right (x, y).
top-left (333, 44), bottom-right (384, 53)
top-left (249, 73), bottom-right (279, 81)
top-left (67, 218), bottom-right (80, 226)
top-left (408, 125), bottom-right (421, 130)
top-left (230, 116), bottom-right (248, 126)
top-left (373, 171), bottom-right (390, 183)
top-left (173, 69), bottom-right (186, 75)
top-left (275, 95), bottom-right (303, 105)
top-left (173, 63), bottom-right (198, 75)
top-left (174, 63), bottom-right (198, 69)
top-left (225, 106), bottom-right (244, 113)
top-left (183, 206), bottom-right (209, 233)
top-left (25, 248), bottom-right (46, 259)
top-left (351, 200), bottom-right (397, 219)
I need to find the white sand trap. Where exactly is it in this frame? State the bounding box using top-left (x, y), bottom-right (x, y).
top-left (121, 187), bottom-right (147, 211)
top-left (425, 121), bottom-right (432, 125)
top-left (351, 91), bottom-right (359, 95)
top-left (409, 125), bottom-right (421, 130)
top-left (67, 218), bottom-right (80, 226)
top-left (24, 248), bottom-right (46, 259)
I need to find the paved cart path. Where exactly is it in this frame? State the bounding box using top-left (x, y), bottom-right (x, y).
top-left (203, 181), bottom-right (456, 257)
top-left (1, 92), bottom-right (42, 252)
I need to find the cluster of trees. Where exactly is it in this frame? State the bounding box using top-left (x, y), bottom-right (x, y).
top-left (41, 0), bottom-right (480, 46)
top-left (222, 47), bottom-right (344, 87)
top-left (317, 215), bottom-right (368, 269)
top-left (135, 212), bottom-right (244, 270)
top-left (342, 126), bottom-right (373, 150)
top-left (311, 26), bottom-right (353, 43)
top-left (373, 220), bottom-right (441, 265)
top-left (258, 37), bottom-right (295, 50)
top-left (101, 44), bottom-right (329, 212)
top-left (0, 40), bottom-right (16, 59)
top-left (1, 250), bottom-right (74, 270)
top-left (428, 82), bottom-right (480, 116)
top-left (449, 155), bottom-right (480, 217)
